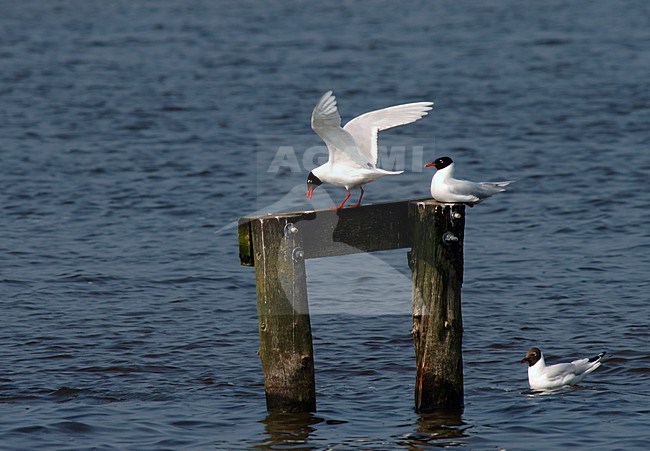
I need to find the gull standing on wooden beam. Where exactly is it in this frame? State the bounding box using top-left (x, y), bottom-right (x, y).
top-left (306, 91), bottom-right (433, 210)
top-left (424, 156), bottom-right (514, 206)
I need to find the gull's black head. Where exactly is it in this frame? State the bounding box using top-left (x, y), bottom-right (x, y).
top-left (305, 171), bottom-right (322, 199)
top-left (306, 171), bottom-right (322, 186)
top-left (424, 156), bottom-right (454, 170)
top-left (520, 347), bottom-right (542, 367)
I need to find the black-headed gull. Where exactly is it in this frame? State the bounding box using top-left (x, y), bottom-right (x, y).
top-left (520, 347), bottom-right (607, 390)
top-left (307, 91), bottom-right (433, 210)
top-left (424, 156), bottom-right (514, 206)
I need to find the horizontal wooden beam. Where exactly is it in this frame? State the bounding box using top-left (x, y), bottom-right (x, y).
top-left (238, 198), bottom-right (433, 266)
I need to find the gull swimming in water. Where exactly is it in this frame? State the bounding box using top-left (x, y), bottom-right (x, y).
top-left (307, 91), bottom-right (433, 210)
top-left (520, 347), bottom-right (607, 390)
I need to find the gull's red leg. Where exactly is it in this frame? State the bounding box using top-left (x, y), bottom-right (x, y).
top-left (330, 189), bottom-right (351, 210)
top-left (350, 186), bottom-right (364, 208)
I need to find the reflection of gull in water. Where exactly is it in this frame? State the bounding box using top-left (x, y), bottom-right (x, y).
top-left (215, 185), bottom-right (335, 234)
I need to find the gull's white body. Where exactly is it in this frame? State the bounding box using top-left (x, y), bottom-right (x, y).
top-left (430, 162), bottom-right (513, 205)
top-left (311, 91), bottom-right (433, 190)
top-left (526, 351), bottom-right (606, 390)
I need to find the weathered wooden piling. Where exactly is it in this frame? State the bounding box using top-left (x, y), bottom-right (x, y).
top-left (409, 202), bottom-right (465, 412)
top-left (238, 198), bottom-right (465, 413)
top-left (247, 216), bottom-right (316, 412)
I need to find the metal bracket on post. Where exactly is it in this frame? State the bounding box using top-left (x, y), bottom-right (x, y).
top-left (292, 247), bottom-right (304, 263)
top-left (442, 231), bottom-right (459, 244)
top-left (284, 223), bottom-right (298, 238)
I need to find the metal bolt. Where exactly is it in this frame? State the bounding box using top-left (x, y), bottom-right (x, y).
top-left (301, 355), bottom-right (311, 368)
top-left (292, 247), bottom-right (305, 262)
top-left (452, 212), bottom-right (462, 219)
top-left (284, 223), bottom-right (298, 238)
top-left (442, 231), bottom-right (458, 244)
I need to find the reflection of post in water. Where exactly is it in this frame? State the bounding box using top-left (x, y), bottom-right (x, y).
top-left (239, 199), bottom-right (466, 413)
top-left (255, 412), bottom-right (324, 450)
top-left (398, 411), bottom-right (468, 447)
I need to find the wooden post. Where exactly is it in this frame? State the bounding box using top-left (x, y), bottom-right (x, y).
top-left (250, 216), bottom-right (316, 412)
top-left (409, 201), bottom-right (465, 412)
top-left (238, 198), bottom-right (466, 413)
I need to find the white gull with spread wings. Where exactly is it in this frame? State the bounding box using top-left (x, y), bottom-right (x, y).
top-left (306, 91), bottom-right (433, 210)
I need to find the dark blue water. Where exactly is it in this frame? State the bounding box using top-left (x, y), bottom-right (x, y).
top-left (2, 1), bottom-right (649, 449)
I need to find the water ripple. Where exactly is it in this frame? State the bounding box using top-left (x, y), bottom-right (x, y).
top-left (1, 0), bottom-right (649, 449)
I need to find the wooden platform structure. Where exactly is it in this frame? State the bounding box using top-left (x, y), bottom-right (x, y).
top-left (238, 198), bottom-right (465, 413)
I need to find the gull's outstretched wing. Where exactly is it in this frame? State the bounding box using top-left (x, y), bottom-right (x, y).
top-left (311, 91), bottom-right (368, 168)
top-left (343, 101), bottom-right (433, 166)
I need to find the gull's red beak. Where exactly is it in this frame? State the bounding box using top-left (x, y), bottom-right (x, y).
top-left (424, 162), bottom-right (436, 168)
top-left (306, 184), bottom-right (315, 199)
top-left (520, 357), bottom-right (528, 364)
